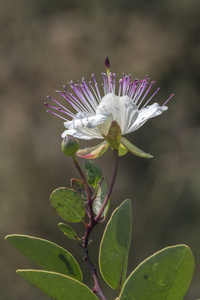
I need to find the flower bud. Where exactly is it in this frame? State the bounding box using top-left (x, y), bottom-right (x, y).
top-left (61, 135), bottom-right (79, 156)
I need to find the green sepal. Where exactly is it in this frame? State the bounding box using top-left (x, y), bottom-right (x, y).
top-left (17, 270), bottom-right (98, 300)
top-left (103, 121), bottom-right (122, 149)
top-left (50, 187), bottom-right (85, 222)
top-left (58, 223), bottom-right (80, 241)
top-left (120, 245), bottom-right (195, 300)
top-left (121, 137), bottom-right (153, 158)
top-left (77, 141), bottom-right (108, 159)
top-left (5, 234), bottom-right (82, 281)
top-left (99, 199), bottom-right (132, 292)
top-left (93, 178), bottom-right (110, 219)
top-left (84, 159), bottom-right (102, 188)
top-left (118, 143), bottom-right (128, 156)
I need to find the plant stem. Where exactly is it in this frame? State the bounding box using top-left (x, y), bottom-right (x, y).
top-left (83, 230), bottom-right (107, 300)
top-left (73, 150), bottom-right (119, 300)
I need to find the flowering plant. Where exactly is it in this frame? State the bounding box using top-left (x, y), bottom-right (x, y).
top-left (6, 58), bottom-right (194, 300)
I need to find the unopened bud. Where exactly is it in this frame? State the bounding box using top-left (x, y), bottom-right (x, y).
top-left (61, 135), bottom-right (79, 156)
top-left (105, 56), bottom-right (110, 70)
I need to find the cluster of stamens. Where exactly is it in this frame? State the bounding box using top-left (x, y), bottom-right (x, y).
top-left (45, 58), bottom-right (174, 122)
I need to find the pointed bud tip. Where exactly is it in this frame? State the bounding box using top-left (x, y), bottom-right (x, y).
top-left (105, 56), bottom-right (110, 69)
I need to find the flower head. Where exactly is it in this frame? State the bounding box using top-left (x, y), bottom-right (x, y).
top-left (45, 57), bottom-right (173, 158)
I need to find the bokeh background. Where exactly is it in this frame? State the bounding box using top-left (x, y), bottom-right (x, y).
top-left (1, 0), bottom-right (200, 299)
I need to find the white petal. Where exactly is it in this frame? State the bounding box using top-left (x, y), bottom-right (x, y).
top-left (96, 93), bottom-right (139, 135)
top-left (97, 114), bottom-right (113, 136)
top-left (61, 129), bottom-right (94, 140)
top-left (126, 103), bottom-right (168, 134)
top-left (75, 126), bottom-right (103, 139)
top-left (117, 96), bottom-right (138, 133)
top-left (96, 93), bottom-right (120, 119)
top-left (64, 114), bottom-right (107, 130)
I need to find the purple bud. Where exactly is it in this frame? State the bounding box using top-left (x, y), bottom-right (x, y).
top-left (105, 56), bottom-right (110, 70)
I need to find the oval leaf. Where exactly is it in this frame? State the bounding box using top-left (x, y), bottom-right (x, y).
top-left (84, 159), bottom-right (102, 188)
top-left (71, 178), bottom-right (87, 201)
top-left (93, 178), bottom-right (110, 218)
top-left (121, 137), bottom-right (153, 158)
top-left (5, 234), bottom-right (82, 281)
top-left (50, 187), bottom-right (85, 222)
top-left (17, 270), bottom-right (98, 300)
top-left (77, 141), bottom-right (108, 159)
top-left (120, 245), bottom-right (194, 300)
top-left (99, 199), bottom-right (132, 292)
top-left (58, 223), bottom-right (78, 241)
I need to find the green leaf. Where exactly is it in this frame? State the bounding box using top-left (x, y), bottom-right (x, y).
top-left (50, 187), bottom-right (85, 222)
top-left (93, 178), bottom-right (110, 218)
top-left (71, 178), bottom-right (87, 201)
top-left (84, 159), bottom-right (102, 188)
top-left (121, 137), bottom-right (153, 158)
top-left (17, 270), bottom-right (98, 300)
top-left (58, 223), bottom-right (79, 241)
top-left (99, 199), bottom-right (132, 292)
top-left (5, 234), bottom-right (82, 281)
top-left (77, 141), bottom-right (109, 159)
top-left (120, 245), bottom-right (195, 300)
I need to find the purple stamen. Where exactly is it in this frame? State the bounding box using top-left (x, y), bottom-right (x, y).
top-left (62, 88), bottom-right (87, 113)
top-left (137, 81), bottom-right (155, 108)
top-left (113, 73), bottom-right (116, 94)
top-left (162, 94), bottom-right (174, 107)
top-left (118, 79), bottom-right (123, 96)
top-left (56, 90), bottom-right (85, 115)
top-left (91, 74), bottom-right (101, 102)
top-left (142, 88), bottom-right (160, 109)
top-left (46, 96), bottom-right (75, 117)
top-left (46, 109), bottom-right (68, 121)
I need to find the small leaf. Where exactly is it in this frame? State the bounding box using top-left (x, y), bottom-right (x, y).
top-left (71, 178), bottom-right (87, 201)
top-left (77, 141), bottom-right (109, 159)
top-left (118, 143), bottom-right (128, 156)
top-left (93, 178), bottom-right (110, 218)
top-left (58, 223), bottom-right (79, 241)
top-left (120, 245), bottom-right (195, 300)
top-left (17, 270), bottom-right (98, 300)
top-left (5, 234), bottom-right (82, 281)
top-left (121, 137), bottom-right (153, 158)
top-left (84, 159), bottom-right (102, 188)
top-left (99, 199), bottom-right (132, 292)
top-left (50, 187), bottom-right (85, 222)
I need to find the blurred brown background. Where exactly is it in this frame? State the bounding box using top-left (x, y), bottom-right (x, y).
top-left (1, 0), bottom-right (200, 299)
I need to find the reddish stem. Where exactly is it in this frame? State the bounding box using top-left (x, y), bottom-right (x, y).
top-left (72, 150), bottom-right (119, 300)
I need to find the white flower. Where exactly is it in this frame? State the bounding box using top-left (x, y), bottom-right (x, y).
top-left (45, 58), bottom-right (173, 158)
